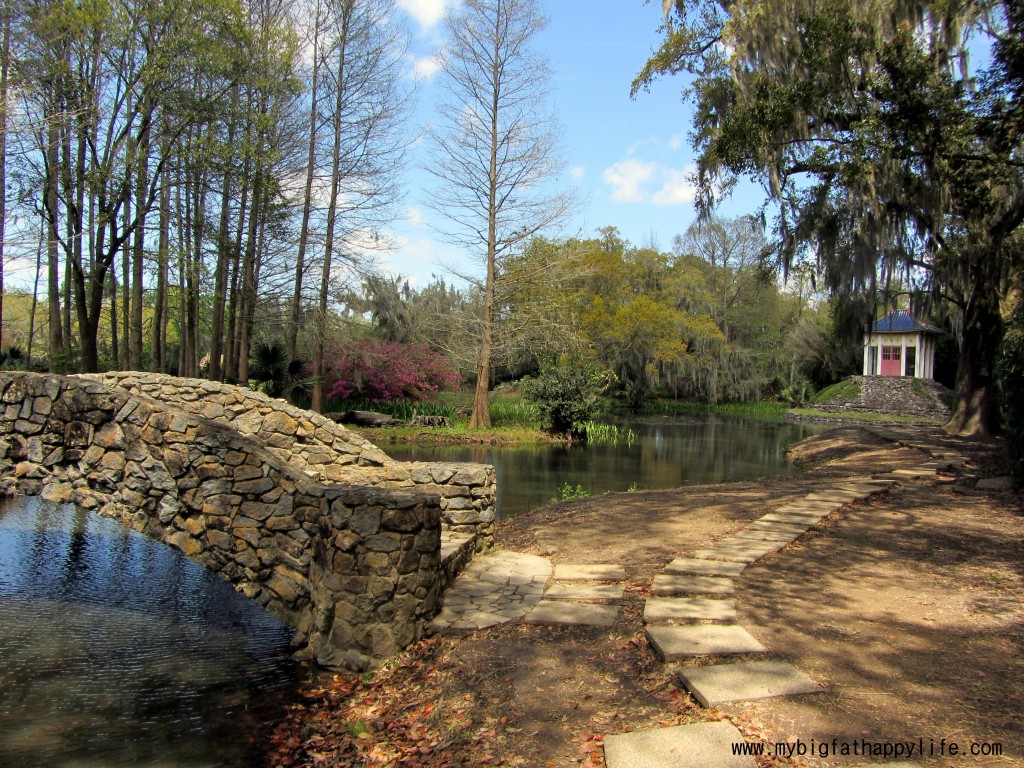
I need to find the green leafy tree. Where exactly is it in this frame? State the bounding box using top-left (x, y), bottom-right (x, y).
top-left (637, 0), bottom-right (1024, 435)
top-left (522, 362), bottom-right (611, 436)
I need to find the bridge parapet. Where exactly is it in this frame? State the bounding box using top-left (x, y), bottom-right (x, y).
top-left (0, 372), bottom-right (441, 671)
top-left (80, 372), bottom-right (496, 550)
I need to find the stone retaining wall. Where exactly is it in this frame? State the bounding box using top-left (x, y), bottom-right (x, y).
top-left (0, 372), bottom-right (442, 670)
top-left (79, 373), bottom-right (496, 550)
top-left (817, 376), bottom-right (951, 421)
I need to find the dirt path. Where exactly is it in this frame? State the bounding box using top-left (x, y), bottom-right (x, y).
top-left (266, 427), bottom-right (1022, 767)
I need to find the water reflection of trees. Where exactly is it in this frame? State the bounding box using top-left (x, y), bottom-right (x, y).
top-left (384, 417), bottom-right (824, 519)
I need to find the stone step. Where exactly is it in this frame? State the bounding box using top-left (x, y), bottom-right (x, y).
top-left (645, 624), bottom-right (767, 660)
top-left (664, 557), bottom-right (746, 577)
top-left (716, 536), bottom-right (785, 552)
top-left (745, 520), bottom-right (811, 535)
top-left (544, 582), bottom-right (624, 601)
top-left (551, 563), bottom-right (625, 581)
top-left (651, 574), bottom-right (734, 596)
top-left (802, 492), bottom-right (860, 504)
top-left (524, 600), bottom-right (619, 627)
top-left (757, 515), bottom-right (825, 528)
top-left (603, 721), bottom-right (757, 768)
top-left (691, 545), bottom-right (776, 563)
top-left (890, 468), bottom-right (935, 479)
top-left (644, 597), bottom-right (737, 623)
top-left (777, 501), bottom-right (840, 512)
top-left (677, 660), bottom-right (824, 707)
top-left (729, 528), bottom-right (800, 542)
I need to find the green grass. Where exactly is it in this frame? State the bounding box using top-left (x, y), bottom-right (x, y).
top-left (576, 420), bottom-right (637, 446)
top-left (789, 407), bottom-right (942, 424)
top-left (489, 395), bottom-right (543, 428)
top-left (810, 379), bottom-right (861, 405)
top-left (649, 399), bottom-right (790, 419)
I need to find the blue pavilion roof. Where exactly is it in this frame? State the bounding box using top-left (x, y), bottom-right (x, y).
top-left (869, 310), bottom-right (942, 335)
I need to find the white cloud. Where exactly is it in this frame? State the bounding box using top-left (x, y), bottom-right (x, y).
top-left (405, 205), bottom-right (426, 228)
top-left (398, 0), bottom-right (448, 30)
top-left (603, 155), bottom-right (696, 207)
top-left (570, 166), bottom-right (586, 179)
top-left (651, 167), bottom-right (696, 206)
top-left (603, 159), bottom-right (656, 203)
top-left (408, 53), bottom-right (442, 80)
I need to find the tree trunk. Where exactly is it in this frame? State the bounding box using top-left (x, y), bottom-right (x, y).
top-left (312, 3), bottom-right (352, 413)
top-left (44, 125), bottom-right (65, 370)
top-left (152, 170), bottom-right (170, 372)
top-left (945, 273), bottom-right (1004, 437)
top-left (209, 89), bottom-right (239, 382)
top-left (129, 121), bottom-right (149, 370)
top-left (0, 0), bottom-right (9, 351)
top-left (287, 0), bottom-right (323, 371)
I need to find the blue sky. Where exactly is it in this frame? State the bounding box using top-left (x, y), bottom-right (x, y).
top-left (384, 0), bottom-right (767, 287)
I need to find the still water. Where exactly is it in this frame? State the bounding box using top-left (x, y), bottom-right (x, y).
top-left (384, 414), bottom-right (829, 520)
top-left (0, 496), bottom-right (297, 768)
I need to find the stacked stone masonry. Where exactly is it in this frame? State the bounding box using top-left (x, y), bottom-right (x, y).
top-left (820, 376), bottom-right (951, 420)
top-left (0, 372), bottom-right (477, 671)
top-left (79, 372), bottom-right (496, 551)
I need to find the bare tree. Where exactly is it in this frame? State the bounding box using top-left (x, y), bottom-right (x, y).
top-left (426, 0), bottom-right (570, 428)
top-left (308, 0), bottom-right (410, 412)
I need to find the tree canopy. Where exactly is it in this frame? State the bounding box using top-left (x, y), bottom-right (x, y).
top-left (636, 0), bottom-right (1024, 435)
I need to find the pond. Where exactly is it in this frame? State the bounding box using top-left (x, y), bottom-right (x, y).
top-left (0, 495), bottom-right (297, 768)
top-left (383, 413), bottom-right (830, 520)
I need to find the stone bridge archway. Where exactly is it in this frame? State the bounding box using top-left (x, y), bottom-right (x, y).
top-left (0, 372), bottom-right (445, 670)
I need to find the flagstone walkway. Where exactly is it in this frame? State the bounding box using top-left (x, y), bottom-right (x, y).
top-left (429, 428), bottom-right (967, 766)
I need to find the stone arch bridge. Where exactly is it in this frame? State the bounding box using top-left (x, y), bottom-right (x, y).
top-left (0, 371), bottom-right (495, 670)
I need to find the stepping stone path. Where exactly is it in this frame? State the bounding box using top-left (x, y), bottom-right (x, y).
top-left (526, 562), bottom-right (627, 626)
top-left (432, 554), bottom-right (629, 630)
top-left (604, 434), bottom-right (968, 768)
top-left (678, 660), bottom-right (824, 707)
top-left (430, 551), bottom-right (551, 630)
top-left (603, 721), bottom-right (756, 768)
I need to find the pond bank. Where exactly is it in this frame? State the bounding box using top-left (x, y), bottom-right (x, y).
top-left (265, 426), bottom-right (1018, 767)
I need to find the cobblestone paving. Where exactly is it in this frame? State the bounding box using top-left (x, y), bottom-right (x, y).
top-left (430, 551), bottom-right (551, 630)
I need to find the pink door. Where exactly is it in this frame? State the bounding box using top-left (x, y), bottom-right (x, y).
top-left (880, 345), bottom-right (902, 376)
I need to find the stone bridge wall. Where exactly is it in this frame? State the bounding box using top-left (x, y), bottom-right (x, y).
top-left (80, 373), bottom-right (495, 550)
top-left (0, 372), bottom-right (443, 670)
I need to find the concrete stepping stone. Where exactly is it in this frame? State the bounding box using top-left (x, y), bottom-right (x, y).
top-left (644, 597), bottom-right (736, 623)
top-left (664, 557), bottom-right (746, 577)
top-left (646, 624), bottom-right (766, 660)
top-left (652, 574), bottom-right (734, 596)
top-left (544, 582), bottom-right (625, 601)
top-left (524, 600), bottom-right (619, 627)
top-left (890, 468), bottom-right (935, 478)
top-left (552, 563), bottom-right (625, 581)
top-left (677, 660), bottom-right (824, 707)
top-left (730, 528), bottom-right (800, 542)
top-left (691, 545), bottom-right (775, 563)
top-left (759, 512), bottom-right (826, 525)
top-left (778, 503), bottom-right (834, 513)
top-left (603, 721), bottom-right (757, 768)
top-left (717, 536), bottom-right (785, 552)
top-left (746, 520), bottom-right (810, 535)
top-left (803, 492), bottom-right (859, 503)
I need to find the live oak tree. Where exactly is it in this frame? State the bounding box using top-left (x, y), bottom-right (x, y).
top-left (637, 0), bottom-right (1024, 436)
top-left (427, 0), bottom-right (571, 429)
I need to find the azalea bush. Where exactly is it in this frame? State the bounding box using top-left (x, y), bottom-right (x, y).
top-left (325, 340), bottom-right (462, 402)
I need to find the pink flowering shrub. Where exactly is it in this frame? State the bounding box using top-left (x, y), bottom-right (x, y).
top-left (325, 340), bottom-right (462, 402)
